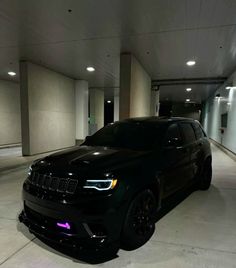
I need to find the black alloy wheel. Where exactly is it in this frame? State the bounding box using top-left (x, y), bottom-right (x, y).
top-left (121, 189), bottom-right (157, 250)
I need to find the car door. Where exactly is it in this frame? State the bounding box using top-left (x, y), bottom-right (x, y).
top-left (179, 122), bottom-right (198, 183)
top-left (160, 123), bottom-right (191, 198)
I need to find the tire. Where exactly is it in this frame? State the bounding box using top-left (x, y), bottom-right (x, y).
top-left (121, 189), bottom-right (157, 250)
top-left (198, 159), bottom-right (212, 190)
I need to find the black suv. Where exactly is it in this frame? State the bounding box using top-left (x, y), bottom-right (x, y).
top-left (19, 117), bottom-right (212, 256)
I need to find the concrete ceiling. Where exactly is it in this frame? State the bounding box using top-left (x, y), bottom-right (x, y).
top-left (158, 84), bottom-right (219, 103)
top-left (1, 0), bottom-right (236, 102)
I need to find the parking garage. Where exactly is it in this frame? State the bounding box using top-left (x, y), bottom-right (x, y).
top-left (0, 1), bottom-right (236, 267)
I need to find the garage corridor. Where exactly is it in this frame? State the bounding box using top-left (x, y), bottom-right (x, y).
top-left (0, 144), bottom-right (235, 268)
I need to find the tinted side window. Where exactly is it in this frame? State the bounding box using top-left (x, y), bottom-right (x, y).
top-left (180, 123), bottom-right (196, 144)
top-left (192, 122), bottom-right (205, 140)
top-left (165, 123), bottom-right (182, 146)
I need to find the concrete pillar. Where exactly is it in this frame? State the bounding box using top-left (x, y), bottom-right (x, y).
top-left (150, 89), bottom-right (160, 116)
top-left (114, 88), bottom-right (119, 121)
top-left (0, 80), bottom-right (21, 146)
top-left (119, 53), bottom-right (151, 120)
top-left (20, 61), bottom-right (75, 155)
top-left (75, 80), bottom-right (89, 143)
top-left (89, 89), bottom-right (104, 135)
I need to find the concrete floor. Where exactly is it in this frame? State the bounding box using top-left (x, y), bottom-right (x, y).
top-left (0, 144), bottom-right (236, 267)
top-left (0, 146), bottom-right (67, 172)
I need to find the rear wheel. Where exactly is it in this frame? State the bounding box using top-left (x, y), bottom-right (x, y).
top-left (198, 159), bottom-right (212, 190)
top-left (121, 189), bottom-right (157, 250)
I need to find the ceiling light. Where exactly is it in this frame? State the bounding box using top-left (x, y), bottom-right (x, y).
top-left (86, 66), bottom-right (95, 72)
top-left (107, 100), bottom-right (111, 104)
top-left (226, 86), bottom-right (231, 90)
top-left (186, 99), bottom-right (190, 102)
top-left (8, 71), bottom-right (16, 76)
top-left (186, 60), bottom-right (196, 66)
top-left (186, 88), bottom-right (192, 92)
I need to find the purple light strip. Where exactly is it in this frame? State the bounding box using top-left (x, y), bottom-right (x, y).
top-left (56, 222), bottom-right (71, 230)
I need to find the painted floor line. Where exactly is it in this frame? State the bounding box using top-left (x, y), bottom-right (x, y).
top-left (155, 240), bottom-right (236, 256)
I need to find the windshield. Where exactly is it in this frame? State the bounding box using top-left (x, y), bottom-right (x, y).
top-left (84, 122), bottom-right (166, 151)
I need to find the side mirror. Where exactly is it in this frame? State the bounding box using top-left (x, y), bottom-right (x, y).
top-left (81, 135), bottom-right (92, 146)
top-left (85, 135), bottom-right (90, 140)
top-left (84, 135), bottom-right (92, 142)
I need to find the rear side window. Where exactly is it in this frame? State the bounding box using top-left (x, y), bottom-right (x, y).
top-left (192, 122), bottom-right (205, 140)
top-left (164, 123), bottom-right (182, 146)
top-left (180, 123), bottom-right (196, 144)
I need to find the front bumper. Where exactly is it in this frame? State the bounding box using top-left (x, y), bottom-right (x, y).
top-left (19, 188), bottom-right (127, 251)
top-left (19, 209), bottom-right (109, 251)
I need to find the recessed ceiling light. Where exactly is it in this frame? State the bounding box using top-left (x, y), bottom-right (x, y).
top-left (107, 100), bottom-right (112, 103)
top-left (86, 66), bottom-right (95, 72)
top-left (8, 71), bottom-right (16, 76)
top-left (186, 99), bottom-right (190, 102)
top-left (186, 88), bottom-right (192, 92)
top-left (186, 60), bottom-right (196, 66)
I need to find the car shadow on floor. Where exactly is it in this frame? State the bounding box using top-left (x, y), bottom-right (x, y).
top-left (156, 184), bottom-right (224, 222)
top-left (156, 185), bottom-right (197, 221)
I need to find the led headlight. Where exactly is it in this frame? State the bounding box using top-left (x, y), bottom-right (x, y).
top-left (28, 166), bottom-right (32, 176)
top-left (83, 179), bottom-right (118, 191)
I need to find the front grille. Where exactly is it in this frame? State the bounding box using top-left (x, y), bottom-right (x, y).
top-left (28, 172), bottom-right (78, 194)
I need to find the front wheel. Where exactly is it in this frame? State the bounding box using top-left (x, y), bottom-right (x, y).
top-left (198, 159), bottom-right (212, 190)
top-left (121, 189), bottom-right (157, 250)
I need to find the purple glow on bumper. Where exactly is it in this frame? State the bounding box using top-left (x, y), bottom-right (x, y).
top-left (56, 222), bottom-right (71, 230)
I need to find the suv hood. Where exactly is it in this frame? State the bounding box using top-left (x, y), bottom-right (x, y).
top-left (40, 145), bottom-right (149, 172)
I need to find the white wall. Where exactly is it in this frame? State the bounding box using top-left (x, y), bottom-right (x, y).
top-left (202, 72), bottom-right (236, 154)
top-left (150, 90), bottom-right (160, 116)
top-left (89, 88), bottom-right (104, 134)
top-left (130, 56), bottom-right (151, 117)
top-left (75, 80), bottom-right (88, 141)
top-left (20, 62), bottom-right (75, 155)
top-left (114, 88), bottom-right (119, 122)
top-left (0, 80), bottom-right (21, 145)
top-left (119, 54), bottom-right (151, 119)
top-left (119, 54), bottom-right (131, 120)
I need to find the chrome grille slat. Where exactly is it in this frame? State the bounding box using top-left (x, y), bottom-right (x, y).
top-left (42, 175), bottom-right (51, 189)
top-left (50, 177), bottom-right (59, 191)
top-left (67, 179), bottom-right (78, 194)
top-left (58, 178), bottom-right (68, 192)
top-left (34, 172), bottom-right (40, 185)
top-left (28, 172), bottom-right (78, 194)
top-left (37, 174), bottom-right (45, 187)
